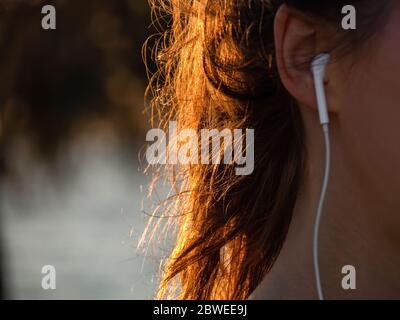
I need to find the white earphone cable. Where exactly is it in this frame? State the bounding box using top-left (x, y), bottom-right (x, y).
top-left (313, 123), bottom-right (331, 300)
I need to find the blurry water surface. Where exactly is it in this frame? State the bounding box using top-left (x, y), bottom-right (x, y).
top-left (1, 131), bottom-right (165, 299)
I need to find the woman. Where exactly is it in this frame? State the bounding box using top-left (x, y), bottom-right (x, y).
top-left (145, 0), bottom-right (400, 299)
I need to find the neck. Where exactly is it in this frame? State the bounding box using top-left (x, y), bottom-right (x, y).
top-left (251, 110), bottom-right (400, 299)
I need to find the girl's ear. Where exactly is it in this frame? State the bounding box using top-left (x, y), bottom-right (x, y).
top-left (274, 4), bottom-right (334, 113)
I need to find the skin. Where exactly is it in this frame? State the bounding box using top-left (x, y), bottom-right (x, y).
top-left (251, 4), bottom-right (400, 299)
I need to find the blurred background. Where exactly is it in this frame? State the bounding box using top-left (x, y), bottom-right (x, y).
top-left (0, 0), bottom-right (166, 299)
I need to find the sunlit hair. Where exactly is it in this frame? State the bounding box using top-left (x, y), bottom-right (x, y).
top-left (143, 0), bottom-right (390, 300)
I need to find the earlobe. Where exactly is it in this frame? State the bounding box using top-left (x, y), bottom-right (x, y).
top-left (274, 4), bottom-right (323, 111)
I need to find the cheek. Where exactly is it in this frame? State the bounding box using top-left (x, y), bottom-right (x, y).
top-left (337, 22), bottom-right (400, 206)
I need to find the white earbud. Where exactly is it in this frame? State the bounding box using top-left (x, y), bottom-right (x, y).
top-left (311, 53), bottom-right (330, 125)
top-left (311, 53), bottom-right (331, 301)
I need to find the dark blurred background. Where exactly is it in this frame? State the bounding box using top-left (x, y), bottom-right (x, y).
top-left (0, 0), bottom-right (162, 299)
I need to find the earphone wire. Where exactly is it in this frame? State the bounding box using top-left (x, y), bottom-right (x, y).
top-left (313, 123), bottom-right (331, 300)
